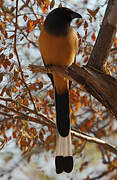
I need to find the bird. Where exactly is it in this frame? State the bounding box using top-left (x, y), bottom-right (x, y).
top-left (39, 7), bottom-right (82, 174)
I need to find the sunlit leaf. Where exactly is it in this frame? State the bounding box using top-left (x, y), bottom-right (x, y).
top-left (71, 114), bottom-right (76, 125)
top-left (87, 7), bottom-right (100, 18)
top-left (114, 37), bottom-right (117, 47)
top-left (39, 129), bottom-right (44, 142)
top-left (27, 43), bottom-right (30, 48)
top-left (9, 53), bottom-right (13, 59)
top-left (75, 101), bottom-right (82, 111)
top-left (5, 13), bottom-right (13, 23)
top-left (89, 16), bottom-right (92, 23)
top-left (27, 19), bottom-right (35, 32)
top-left (29, 83), bottom-right (36, 90)
top-left (13, 87), bottom-right (19, 92)
top-left (0, 21), bottom-right (6, 31)
top-left (84, 56), bottom-right (89, 63)
top-left (13, 69), bottom-right (19, 80)
top-left (86, 176), bottom-right (90, 180)
top-left (0, 11), bottom-right (2, 17)
top-left (6, 88), bottom-right (11, 97)
top-left (58, 2), bottom-right (62, 8)
top-left (80, 161), bottom-right (88, 171)
top-left (76, 19), bottom-right (83, 28)
top-left (50, 0), bottom-right (55, 9)
top-left (86, 119), bottom-right (92, 128)
top-left (37, 0), bottom-right (42, 6)
top-left (33, 128), bottom-right (37, 137)
top-left (23, 14), bottom-right (27, 22)
top-left (15, 80), bottom-right (20, 88)
top-left (97, 112), bottom-right (103, 121)
top-left (49, 106), bottom-right (56, 118)
top-left (45, 0), bottom-right (50, 6)
top-left (9, 34), bottom-right (15, 39)
top-left (13, 131), bottom-right (17, 138)
top-left (112, 158), bottom-right (117, 167)
top-left (23, 98), bottom-right (29, 106)
top-left (83, 95), bottom-right (89, 106)
top-left (2, 58), bottom-right (11, 69)
top-left (20, 137), bottom-right (28, 146)
top-left (84, 21), bottom-right (88, 29)
top-left (47, 89), bottom-right (54, 99)
top-left (9, 63), bottom-right (14, 72)
top-left (0, 72), bottom-right (4, 83)
top-left (91, 32), bottom-right (96, 42)
top-left (33, 19), bottom-right (40, 26)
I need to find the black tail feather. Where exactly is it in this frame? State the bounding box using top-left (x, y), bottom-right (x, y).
top-left (55, 88), bottom-right (70, 137)
top-left (55, 156), bottom-right (64, 174)
top-left (63, 156), bottom-right (73, 173)
top-left (55, 156), bottom-right (73, 174)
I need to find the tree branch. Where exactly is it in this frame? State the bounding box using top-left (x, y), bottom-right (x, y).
top-left (87, 0), bottom-right (117, 70)
top-left (29, 64), bottom-right (117, 118)
top-left (14, 0), bottom-right (38, 113)
top-left (1, 102), bottom-right (117, 156)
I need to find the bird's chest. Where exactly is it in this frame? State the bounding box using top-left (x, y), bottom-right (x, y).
top-left (39, 28), bottom-right (78, 66)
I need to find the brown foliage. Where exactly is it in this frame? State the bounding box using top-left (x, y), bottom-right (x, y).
top-left (0, 0), bottom-right (117, 179)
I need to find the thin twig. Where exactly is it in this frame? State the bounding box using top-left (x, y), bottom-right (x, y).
top-left (14, 0), bottom-right (38, 113)
top-left (0, 96), bottom-right (55, 126)
top-left (72, 128), bottom-right (117, 156)
top-left (89, 167), bottom-right (117, 180)
top-left (0, 104), bottom-right (52, 127)
top-left (0, 102), bottom-right (117, 156)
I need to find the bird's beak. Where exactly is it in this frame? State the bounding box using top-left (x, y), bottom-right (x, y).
top-left (71, 12), bottom-right (82, 19)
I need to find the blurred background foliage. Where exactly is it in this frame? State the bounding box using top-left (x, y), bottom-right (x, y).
top-left (0, 0), bottom-right (117, 179)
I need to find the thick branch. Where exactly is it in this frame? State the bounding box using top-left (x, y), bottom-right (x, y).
top-left (87, 0), bottom-right (117, 70)
top-left (29, 64), bottom-right (117, 119)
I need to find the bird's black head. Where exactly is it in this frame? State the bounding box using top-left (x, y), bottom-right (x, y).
top-left (44, 7), bottom-right (82, 36)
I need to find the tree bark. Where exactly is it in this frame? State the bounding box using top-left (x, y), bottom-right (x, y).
top-left (87, 0), bottom-right (117, 70)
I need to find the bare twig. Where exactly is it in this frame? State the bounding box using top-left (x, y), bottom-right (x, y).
top-left (14, 0), bottom-right (38, 113)
top-left (0, 101), bottom-right (117, 156)
top-left (89, 167), bottom-right (117, 180)
top-left (0, 103), bottom-right (52, 127)
top-left (0, 96), bottom-right (55, 126)
top-left (110, 47), bottom-right (117, 54)
top-left (21, 31), bottom-right (38, 48)
top-left (72, 128), bottom-right (117, 156)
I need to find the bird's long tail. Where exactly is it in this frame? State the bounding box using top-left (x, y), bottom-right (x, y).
top-left (54, 88), bottom-right (73, 174)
